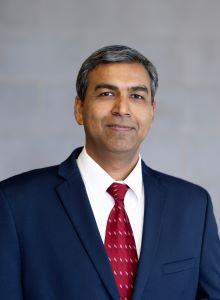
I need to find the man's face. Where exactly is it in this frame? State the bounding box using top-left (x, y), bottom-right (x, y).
top-left (75, 62), bottom-right (156, 160)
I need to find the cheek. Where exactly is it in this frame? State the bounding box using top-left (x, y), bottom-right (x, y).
top-left (85, 105), bottom-right (108, 123)
top-left (83, 110), bottom-right (104, 132)
top-left (138, 114), bottom-right (154, 133)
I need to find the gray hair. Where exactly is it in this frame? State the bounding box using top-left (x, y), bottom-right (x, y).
top-left (76, 45), bottom-right (158, 103)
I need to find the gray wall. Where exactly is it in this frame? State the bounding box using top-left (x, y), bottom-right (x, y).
top-left (0, 0), bottom-right (220, 227)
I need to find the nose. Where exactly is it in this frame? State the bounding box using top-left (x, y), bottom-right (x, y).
top-left (111, 95), bottom-right (131, 116)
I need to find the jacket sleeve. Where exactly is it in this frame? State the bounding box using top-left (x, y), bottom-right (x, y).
top-left (197, 192), bottom-right (220, 299)
top-left (0, 187), bottom-right (23, 300)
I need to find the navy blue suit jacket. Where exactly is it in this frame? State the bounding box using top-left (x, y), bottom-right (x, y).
top-left (0, 148), bottom-right (220, 299)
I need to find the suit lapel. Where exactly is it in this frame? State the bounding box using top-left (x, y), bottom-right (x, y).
top-left (132, 162), bottom-right (167, 300)
top-left (56, 149), bottom-right (119, 300)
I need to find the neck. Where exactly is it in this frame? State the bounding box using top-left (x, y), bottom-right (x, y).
top-left (85, 147), bottom-right (140, 181)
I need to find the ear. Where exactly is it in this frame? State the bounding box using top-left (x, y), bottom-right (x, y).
top-left (74, 96), bottom-right (84, 125)
top-left (151, 100), bottom-right (156, 120)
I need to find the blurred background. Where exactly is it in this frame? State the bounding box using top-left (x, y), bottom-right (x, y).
top-left (0, 0), bottom-right (219, 227)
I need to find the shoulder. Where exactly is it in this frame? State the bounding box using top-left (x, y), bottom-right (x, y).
top-left (0, 148), bottom-right (81, 207)
top-left (1, 165), bottom-right (59, 187)
top-left (0, 165), bottom-right (61, 206)
top-left (142, 161), bottom-right (210, 206)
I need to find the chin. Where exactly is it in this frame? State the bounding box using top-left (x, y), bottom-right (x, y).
top-left (107, 145), bottom-right (138, 154)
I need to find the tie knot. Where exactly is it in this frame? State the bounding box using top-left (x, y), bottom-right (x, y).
top-left (107, 183), bottom-right (129, 205)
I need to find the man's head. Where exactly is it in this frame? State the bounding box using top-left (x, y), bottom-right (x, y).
top-left (76, 45), bottom-right (158, 103)
top-left (74, 45), bottom-right (158, 168)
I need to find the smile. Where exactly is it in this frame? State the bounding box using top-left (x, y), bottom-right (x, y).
top-left (106, 124), bottom-right (134, 131)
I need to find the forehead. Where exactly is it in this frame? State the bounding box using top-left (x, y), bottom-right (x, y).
top-left (87, 63), bottom-right (151, 87)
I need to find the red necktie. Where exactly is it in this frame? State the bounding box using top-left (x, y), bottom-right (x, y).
top-left (105, 183), bottom-right (138, 300)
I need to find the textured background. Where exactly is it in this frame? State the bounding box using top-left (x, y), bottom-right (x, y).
top-left (0, 0), bottom-right (219, 227)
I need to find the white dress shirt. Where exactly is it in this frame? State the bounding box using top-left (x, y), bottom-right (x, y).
top-left (76, 147), bottom-right (145, 257)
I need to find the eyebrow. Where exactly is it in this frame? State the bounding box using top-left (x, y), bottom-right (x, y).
top-left (95, 84), bottom-right (119, 92)
top-left (94, 83), bottom-right (149, 94)
top-left (129, 85), bottom-right (149, 94)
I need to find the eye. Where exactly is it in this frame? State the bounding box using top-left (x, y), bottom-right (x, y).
top-left (130, 94), bottom-right (145, 100)
top-left (98, 91), bottom-right (114, 97)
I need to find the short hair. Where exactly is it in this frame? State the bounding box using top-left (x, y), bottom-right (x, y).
top-left (76, 45), bottom-right (158, 103)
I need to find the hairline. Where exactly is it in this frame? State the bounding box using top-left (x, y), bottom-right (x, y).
top-left (76, 45), bottom-right (158, 103)
top-left (82, 61), bottom-right (154, 103)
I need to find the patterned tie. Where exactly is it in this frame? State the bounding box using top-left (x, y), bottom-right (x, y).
top-left (105, 183), bottom-right (138, 300)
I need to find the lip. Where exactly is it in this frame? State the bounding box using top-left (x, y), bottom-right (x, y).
top-left (106, 124), bottom-right (134, 131)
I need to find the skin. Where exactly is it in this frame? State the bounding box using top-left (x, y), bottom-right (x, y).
top-left (74, 62), bottom-right (156, 180)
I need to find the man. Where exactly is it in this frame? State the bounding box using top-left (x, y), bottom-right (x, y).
top-left (0, 45), bottom-right (219, 300)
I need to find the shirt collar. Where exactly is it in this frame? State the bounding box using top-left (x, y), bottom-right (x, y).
top-left (123, 158), bottom-right (143, 202)
top-left (77, 147), bottom-right (143, 202)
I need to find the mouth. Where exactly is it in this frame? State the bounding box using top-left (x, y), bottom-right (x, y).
top-left (106, 124), bottom-right (135, 131)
